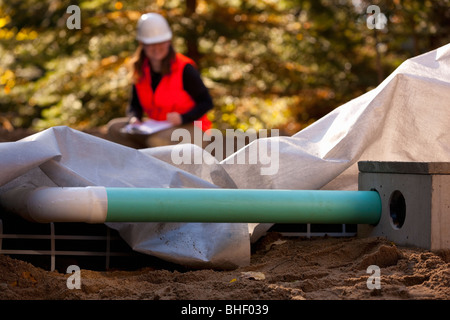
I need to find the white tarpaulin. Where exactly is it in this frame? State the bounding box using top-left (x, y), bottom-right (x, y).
top-left (1, 43), bottom-right (449, 269)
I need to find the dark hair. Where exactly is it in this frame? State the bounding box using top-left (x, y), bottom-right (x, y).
top-left (129, 43), bottom-right (176, 83)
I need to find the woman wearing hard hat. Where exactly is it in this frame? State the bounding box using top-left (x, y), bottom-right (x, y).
top-left (107, 13), bottom-right (213, 148)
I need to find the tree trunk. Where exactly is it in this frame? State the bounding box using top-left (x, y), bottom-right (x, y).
top-left (185, 0), bottom-right (200, 63)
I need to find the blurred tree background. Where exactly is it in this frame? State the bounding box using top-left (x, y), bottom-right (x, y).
top-left (0, 0), bottom-right (449, 135)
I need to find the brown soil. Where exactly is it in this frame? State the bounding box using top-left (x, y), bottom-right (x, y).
top-left (0, 235), bottom-right (449, 300)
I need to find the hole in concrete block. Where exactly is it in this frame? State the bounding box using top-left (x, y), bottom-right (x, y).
top-left (389, 190), bottom-right (406, 229)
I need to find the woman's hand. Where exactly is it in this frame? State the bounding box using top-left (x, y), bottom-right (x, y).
top-left (129, 116), bottom-right (142, 125)
top-left (166, 112), bottom-right (182, 126)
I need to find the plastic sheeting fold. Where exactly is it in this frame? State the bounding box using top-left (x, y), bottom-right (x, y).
top-left (1, 43), bottom-right (449, 269)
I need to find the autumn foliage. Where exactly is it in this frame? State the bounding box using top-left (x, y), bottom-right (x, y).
top-left (0, 0), bottom-right (449, 135)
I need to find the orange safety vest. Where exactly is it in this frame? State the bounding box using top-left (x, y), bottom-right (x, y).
top-left (134, 53), bottom-right (212, 131)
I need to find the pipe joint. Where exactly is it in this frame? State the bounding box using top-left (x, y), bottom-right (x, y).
top-left (26, 186), bottom-right (108, 223)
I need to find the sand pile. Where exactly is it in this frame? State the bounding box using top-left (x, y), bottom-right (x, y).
top-left (1, 235), bottom-right (449, 300)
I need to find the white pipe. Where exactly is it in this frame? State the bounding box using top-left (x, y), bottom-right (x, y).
top-left (0, 185), bottom-right (108, 223)
top-left (1, 185), bottom-right (381, 224)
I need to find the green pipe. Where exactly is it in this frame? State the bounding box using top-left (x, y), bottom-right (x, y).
top-left (105, 188), bottom-right (381, 224)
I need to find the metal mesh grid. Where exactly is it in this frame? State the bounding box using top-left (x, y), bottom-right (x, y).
top-left (0, 213), bottom-right (137, 272)
top-left (268, 223), bottom-right (357, 238)
top-left (1, 211), bottom-right (356, 271)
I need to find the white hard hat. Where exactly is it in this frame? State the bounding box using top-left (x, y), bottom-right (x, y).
top-left (136, 13), bottom-right (172, 45)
